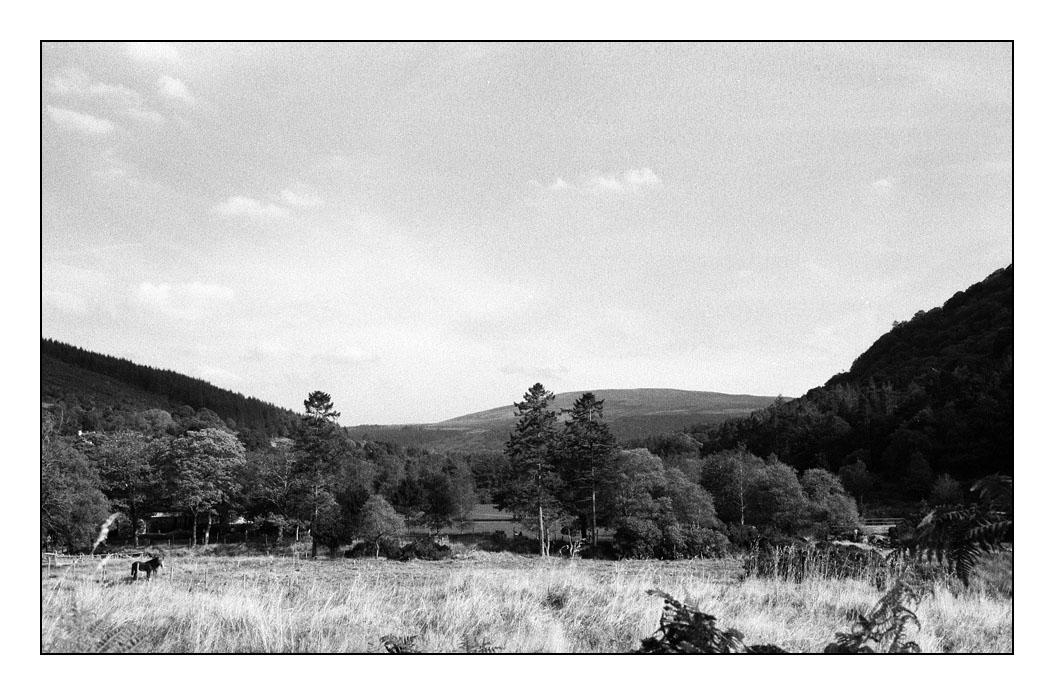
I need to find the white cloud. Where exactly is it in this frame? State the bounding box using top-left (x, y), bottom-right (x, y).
top-left (45, 106), bottom-right (115, 136)
top-left (46, 67), bottom-right (90, 95)
top-left (157, 75), bottom-right (194, 103)
top-left (625, 167), bottom-right (661, 187)
top-left (280, 188), bottom-right (323, 207)
top-left (213, 196), bottom-right (289, 219)
top-left (127, 42), bottom-right (179, 63)
top-left (537, 168), bottom-right (662, 195)
top-left (47, 68), bottom-right (144, 110)
top-left (870, 178), bottom-right (897, 197)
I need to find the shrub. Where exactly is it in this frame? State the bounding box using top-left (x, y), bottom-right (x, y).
top-left (614, 518), bottom-right (662, 559)
top-left (398, 538), bottom-right (453, 561)
top-left (658, 523), bottom-right (688, 559)
top-left (683, 527), bottom-right (731, 558)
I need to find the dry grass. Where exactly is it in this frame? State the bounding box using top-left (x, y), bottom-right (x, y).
top-left (41, 547), bottom-right (1012, 653)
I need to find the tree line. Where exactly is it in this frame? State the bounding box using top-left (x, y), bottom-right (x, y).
top-left (42, 385), bottom-right (866, 560)
top-left (41, 391), bottom-right (481, 557)
top-left (492, 384), bottom-right (862, 559)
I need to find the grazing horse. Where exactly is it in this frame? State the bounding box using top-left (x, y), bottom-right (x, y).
top-left (130, 556), bottom-right (163, 581)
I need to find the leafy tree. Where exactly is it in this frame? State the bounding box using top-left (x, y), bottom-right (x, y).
top-left (238, 439), bottom-right (301, 540)
top-left (41, 419), bottom-right (110, 552)
top-left (559, 392), bottom-right (616, 545)
top-left (161, 428), bottom-right (245, 546)
top-left (316, 482), bottom-right (370, 556)
top-left (743, 460), bottom-right (807, 534)
top-left (292, 391), bottom-right (344, 558)
top-left (837, 460), bottom-right (874, 506)
top-left (699, 448), bottom-right (765, 527)
top-left (614, 517), bottom-right (662, 559)
top-left (597, 449), bottom-right (666, 526)
top-left (78, 431), bottom-right (162, 546)
top-left (134, 409), bottom-right (176, 436)
top-left (658, 467), bottom-right (720, 530)
top-left (500, 384), bottom-right (565, 556)
top-left (356, 494), bottom-right (406, 557)
top-left (800, 468), bottom-right (860, 534)
top-left (420, 468), bottom-right (476, 534)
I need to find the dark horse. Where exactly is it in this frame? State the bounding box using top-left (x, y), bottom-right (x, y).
top-left (130, 556), bottom-right (163, 581)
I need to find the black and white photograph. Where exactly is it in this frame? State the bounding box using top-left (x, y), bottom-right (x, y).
top-left (40, 38), bottom-right (1014, 657)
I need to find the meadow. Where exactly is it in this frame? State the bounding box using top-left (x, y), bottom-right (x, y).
top-left (41, 544), bottom-right (1012, 654)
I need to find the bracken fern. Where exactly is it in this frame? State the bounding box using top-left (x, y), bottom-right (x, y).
top-left (899, 475), bottom-right (1012, 586)
top-left (822, 580), bottom-right (929, 653)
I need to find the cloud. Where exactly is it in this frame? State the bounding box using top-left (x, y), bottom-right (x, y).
top-left (537, 168), bottom-right (662, 195)
top-left (47, 68), bottom-right (144, 110)
top-left (137, 281), bottom-right (235, 320)
top-left (157, 75), bottom-right (194, 103)
top-left (625, 168), bottom-right (661, 187)
top-left (871, 178), bottom-right (896, 193)
top-left (280, 188), bottom-right (323, 207)
top-left (45, 106), bottom-right (115, 136)
top-left (46, 67), bottom-right (90, 95)
top-left (127, 42), bottom-right (179, 62)
top-left (213, 196), bottom-right (289, 219)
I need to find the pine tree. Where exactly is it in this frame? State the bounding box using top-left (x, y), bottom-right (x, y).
top-left (293, 391), bottom-right (343, 558)
top-left (502, 384), bottom-right (564, 556)
top-left (560, 392), bottom-right (615, 546)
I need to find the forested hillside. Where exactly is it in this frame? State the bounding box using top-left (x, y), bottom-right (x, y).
top-left (41, 339), bottom-right (299, 446)
top-left (682, 265), bottom-right (1013, 502)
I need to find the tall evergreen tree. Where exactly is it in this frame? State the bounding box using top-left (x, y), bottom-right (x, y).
top-left (293, 391), bottom-right (344, 558)
top-left (560, 392), bottom-right (616, 546)
top-left (501, 383), bottom-right (564, 556)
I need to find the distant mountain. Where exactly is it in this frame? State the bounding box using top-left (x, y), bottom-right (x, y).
top-left (345, 389), bottom-right (777, 452)
top-left (41, 339), bottom-right (299, 445)
top-left (691, 265), bottom-right (1013, 491)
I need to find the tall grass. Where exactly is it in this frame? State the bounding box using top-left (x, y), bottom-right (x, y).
top-left (41, 547), bottom-right (1012, 653)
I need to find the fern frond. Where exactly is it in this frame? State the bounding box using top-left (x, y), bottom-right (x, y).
top-left (379, 634), bottom-right (419, 654)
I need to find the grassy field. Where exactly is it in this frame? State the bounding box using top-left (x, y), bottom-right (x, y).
top-left (41, 546), bottom-right (1012, 654)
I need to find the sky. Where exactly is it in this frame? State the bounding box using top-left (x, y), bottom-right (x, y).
top-left (41, 42), bottom-right (1012, 425)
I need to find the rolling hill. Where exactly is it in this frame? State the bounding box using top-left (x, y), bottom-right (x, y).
top-left (344, 389), bottom-right (776, 452)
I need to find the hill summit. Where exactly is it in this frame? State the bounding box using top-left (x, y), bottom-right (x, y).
top-left (345, 388), bottom-right (776, 451)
